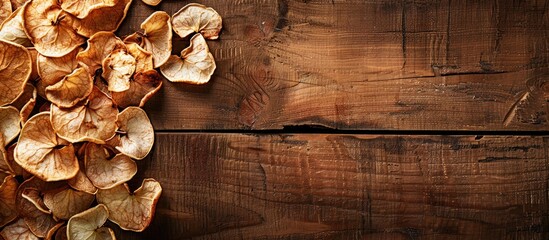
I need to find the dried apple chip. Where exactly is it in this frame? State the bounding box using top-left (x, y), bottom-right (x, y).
top-left (0, 39), bottom-right (31, 106)
top-left (46, 67), bottom-right (94, 108)
top-left (10, 84), bottom-right (37, 124)
top-left (0, 174), bottom-right (18, 227)
top-left (171, 3), bottom-right (222, 40)
top-left (125, 42), bottom-right (153, 72)
top-left (0, 0), bottom-right (11, 25)
top-left (114, 107), bottom-right (153, 160)
top-left (84, 143), bottom-right (136, 189)
top-left (76, 0), bottom-right (132, 38)
top-left (0, 218), bottom-right (39, 240)
top-left (37, 48), bottom-right (80, 87)
top-left (68, 169), bottom-right (97, 195)
top-left (125, 11), bottom-right (172, 68)
top-left (0, 106), bottom-right (20, 146)
top-left (43, 187), bottom-right (95, 220)
top-left (67, 204), bottom-right (115, 240)
top-left (77, 32), bottom-right (125, 73)
top-left (160, 34), bottom-right (216, 84)
top-left (102, 48), bottom-right (136, 92)
top-left (54, 226), bottom-right (68, 240)
top-left (97, 178), bottom-right (161, 232)
top-left (60, 0), bottom-right (116, 19)
top-left (0, 6), bottom-right (31, 47)
top-left (51, 87), bottom-right (118, 144)
top-left (15, 113), bottom-right (79, 181)
top-left (112, 70), bottom-right (162, 108)
top-left (22, 0), bottom-right (85, 57)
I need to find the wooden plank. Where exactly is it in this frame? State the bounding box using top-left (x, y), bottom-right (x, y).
top-left (116, 133), bottom-right (549, 239)
top-left (117, 0), bottom-right (549, 131)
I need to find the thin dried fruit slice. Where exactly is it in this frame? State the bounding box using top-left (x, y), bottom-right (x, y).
top-left (77, 32), bottom-right (125, 73)
top-left (97, 178), bottom-right (161, 232)
top-left (125, 11), bottom-right (172, 68)
top-left (160, 34), bottom-right (215, 84)
top-left (0, 106), bottom-right (20, 146)
top-left (46, 67), bottom-right (94, 108)
top-left (68, 169), bottom-right (97, 195)
top-left (0, 6), bottom-right (31, 47)
top-left (67, 204), bottom-right (115, 240)
top-left (0, 174), bottom-right (18, 227)
top-left (0, 0), bottom-right (11, 25)
top-left (114, 107), bottom-right (154, 160)
top-left (51, 87), bottom-right (118, 144)
top-left (4, 143), bottom-right (30, 178)
top-left (22, 0), bottom-right (85, 57)
top-left (76, 0), bottom-right (132, 38)
top-left (15, 113), bottom-right (79, 181)
top-left (141, 0), bottom-right (160, 6)
top-left (171, 3), bottom-right (222, 40)
top-left (112, 70), bottom-right (162, 108)
top-left (43, 187), bottom-right (95, 220)
top-left (0, 218), bottom-right (39, 240)
top-left (37, 48), bottom-right (80, 87)
top-left (60, 0), bottom-right (116, 19)
top-left (85, 143), bottom-right (136, 189)
top-left (102, 48), bottom-right (136, 92)
top-left (10, 84), bottom-right (37, 124)
top-left (21, 188), bottom-right (50, 215)
top-left (0, 39), bottom-right (31, 106)
top-left (54, 226), bottom-right (68, 240)
top-left (27, 48), bottom-right (39, 81)
top-left (125, 42), bottom-right (153, 72)
top-left (16, 178), bottom-right (63, 237)
top-left (45, 222), bottom-right (64, 240)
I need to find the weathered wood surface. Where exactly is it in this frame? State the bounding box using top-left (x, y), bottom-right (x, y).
top-left (119, 0), bottom-right (549, 131)
top-left (115, 133), bottom-right (549, 239)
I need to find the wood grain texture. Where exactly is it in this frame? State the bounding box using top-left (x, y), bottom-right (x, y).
top-left (114, 133), bottom-right (549, 239)
top-left (117, 0), bottom-right (549, 131)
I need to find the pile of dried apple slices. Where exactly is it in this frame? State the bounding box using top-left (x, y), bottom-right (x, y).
top-left (0, 1), bottom-right (222, 239)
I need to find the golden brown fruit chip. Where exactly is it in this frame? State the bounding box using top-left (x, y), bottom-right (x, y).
top-left (54, 226), bottom-right (68, 240)
top-left (0, 0), bottom-right (11, 25)
top-left (51, 88), bottom-right (118, 144)
top-left (0, 106), bottom-right (20, 146)
top-left (4, 143), bottom-right (29, 178)
top-left (77, 32), bottom-right (125, 73)
top-left (160, 34), bottom-right (215, 84)
top-left (125, 11), bottom-right (172, 68)
top-left (112, 70), bottom-right (162, 108)
top-left (0, 218), bottom-right (39, 240)
top-left (46, 67), bottom-right (94, 108)
top-left (9, 0), bottom-right (25, 10)
top-left (96, 178), bottom-right (161, 232)
top-left (172, 3), bottom-right (222, 40)
top-left (68, 169), bottom-right (97, 195)
top-left (45, 222), bottom-right (64, 240)
top-left (0, 174), bottom-right (18, 227)
top-left (67, 204), bottom-right (115, 240)
top-left (85, 143), bottom-right (136, 189)
top-left (102, 48), bottom-right (136, 92)
top-left (141, 0), bottom-right (160, 6)
top-left (22, 0), bottom-right (85, 57)
top-left (115, 107), bottom-right (153, 160)
top-left (0, 39), bottom-right (31, 106)
top-left (43, 187), bottom-right (95, 220)
top-left (37, 48), bottom-right (80, 86)
top-left (21, 188), bottom-right (50, 215)
top-left (60, 0), bottom-right (116, 19)
top-left (15, 113), bottom-right (79, 181)
top-left (11, 84), bottom-right (37, 124)
top-left (0, 6), bottom-right (31, 47)
top-left (76, 0), bottom-right (132, 38)
top-left (125, 42), bottom-right (153, 72)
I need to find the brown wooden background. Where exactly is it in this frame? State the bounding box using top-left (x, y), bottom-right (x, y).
top-left (117, 0), bottom-right (549, 239)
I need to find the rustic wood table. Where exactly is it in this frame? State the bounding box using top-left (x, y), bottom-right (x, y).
top-left (118, 1), bottom-right (549, 239)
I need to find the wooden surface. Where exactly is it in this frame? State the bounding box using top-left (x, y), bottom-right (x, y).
top-left (111, 0), bottom-right (549, 239)
top-left (116, 133), bottom-right (549, 240)
top-left (119, 0), bottom-right (549, 131)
